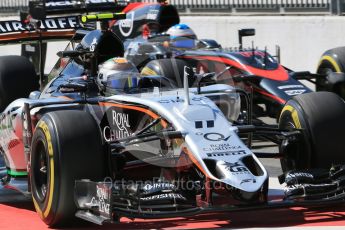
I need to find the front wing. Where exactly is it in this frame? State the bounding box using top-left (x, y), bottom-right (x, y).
top-left (74, 178), bottom-right (345, 225)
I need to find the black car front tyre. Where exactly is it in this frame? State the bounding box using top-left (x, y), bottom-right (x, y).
top-left (317, 47), bottom-right (345, 98)
top-left (30, 110), bottom-right (105, 227)
top-left (279, 92), bottom-right (345, 172)
top-left (0, 56), bottom-right (38, 111)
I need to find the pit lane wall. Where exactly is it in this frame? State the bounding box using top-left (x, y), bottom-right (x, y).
top-left (181, 16), bottom-right (345, 73)
top-left (0, 16), bottom-right (344, 74)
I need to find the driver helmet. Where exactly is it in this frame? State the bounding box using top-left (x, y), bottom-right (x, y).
top-left (167, 24), bottom-right (197, 49)
top-left (97, 57), bottom-right (139, 94)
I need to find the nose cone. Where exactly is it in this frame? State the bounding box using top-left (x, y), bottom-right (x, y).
top-left (215, 160), bottom-right (264, 193)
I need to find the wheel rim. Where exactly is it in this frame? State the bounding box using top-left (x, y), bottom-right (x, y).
top-left (317, 67), bottom-right (345, 99)
top-left (283, 121), bottom-right (298, 170)
top-left (280, 117), bottom-right (305, 171)
top-left (33, 140), bottom-right (49, 202)
top-left (316, 68), bottom-right (331, 91)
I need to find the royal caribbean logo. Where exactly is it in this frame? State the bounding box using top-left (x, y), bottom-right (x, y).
top-left (102, 109), bottom-right (132, 142)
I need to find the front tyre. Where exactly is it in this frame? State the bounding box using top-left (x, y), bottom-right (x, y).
top-left (279, 92), bottom-right (345, 172)
top-left (317, 47), bottom-right (345, 99)
top-left (0, 56), bottom-right (38, 111)
top-left (30, 110), bottom-right (105, 227)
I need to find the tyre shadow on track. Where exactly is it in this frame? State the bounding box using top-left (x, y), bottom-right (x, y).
top-left (94, 207), bottom-right (345, 229)
top-left (2, 199), bottom-right (345, 229)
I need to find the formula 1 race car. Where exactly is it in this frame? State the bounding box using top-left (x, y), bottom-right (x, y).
top-left (1, 0), bottom-right (345, 228)
top-left (130, 36), bottom-right (345, 121)
top-left (114, 2), bottom-right (345, 121)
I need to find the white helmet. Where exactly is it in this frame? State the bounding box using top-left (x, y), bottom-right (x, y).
top-left (167, 24), bottom-right (197, 49)
top-left (97, 58), bottom-right (139, 94)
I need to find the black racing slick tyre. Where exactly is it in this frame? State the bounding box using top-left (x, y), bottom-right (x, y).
top-left (30, 110), bottom-right (105, 227)
top-left (0, 55), bottom-right (38, 111)
top-left (279, 92), bottom-right (345, 172)
top-left (317, 47), bottom-right (345, 74)
top-left (316, 47), bottom-right (345, 98)
top-left (141, 58), bottom-right (188, 88)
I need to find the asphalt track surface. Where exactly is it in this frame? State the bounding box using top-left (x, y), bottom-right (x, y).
top-left (1, 179), bottom-right (345, 230)
top-left (1, 154), bottom-right (345, 229)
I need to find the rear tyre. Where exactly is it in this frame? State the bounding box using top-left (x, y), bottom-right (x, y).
top-left (317, 47), bottom-right (345, 98)
top-left (141, 58), bottom-right (188, 87)
top-left (30, 110), bottom-right (105, 227)
top-left (279, 92), bottom-right (345, 172)
top-left (0, 56), bottom-right (38, 111)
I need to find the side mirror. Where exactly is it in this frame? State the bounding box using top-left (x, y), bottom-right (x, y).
top-left (29, 91), bottom-right (41, 100)
top-left (238, 28), bottom-right (255, 50)
top-left (197, 39), bottom-right (222, 49)
top-left (57, 50), bottom-right (92, 58)
top-left (58, 83), bottom-right (88, 93)
top-left (57, 50), bottom-right (82, 58)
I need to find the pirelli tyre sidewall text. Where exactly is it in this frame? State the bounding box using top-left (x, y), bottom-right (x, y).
top-left (31, 118), bottom-right (58, 225)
